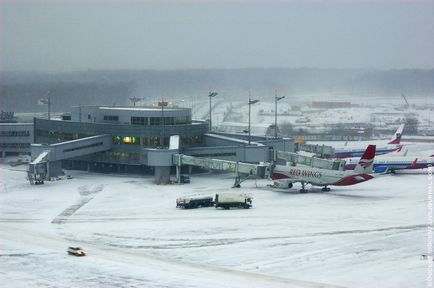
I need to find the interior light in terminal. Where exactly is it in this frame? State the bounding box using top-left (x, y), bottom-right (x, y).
top-left (123, 136), bottom-right (137, 144)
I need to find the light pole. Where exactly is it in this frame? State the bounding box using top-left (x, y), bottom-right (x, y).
top-left (158, 99), bottom-right (168, 146)
top-left (248, 98), bottom-right (260, 145)
top-left (39, 90), bottom-right (52, 120)
top-left (208, 91), bottom-right (218, 131)
top-left (274, 90), bottom-right (285, 139)
top-left (48, 92), bottom-right (51, 120)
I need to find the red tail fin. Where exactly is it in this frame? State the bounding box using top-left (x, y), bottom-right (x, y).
top-left (358, 145), bottom-right (376, 167)
top-left (354, 145), bottom-right (376, 174)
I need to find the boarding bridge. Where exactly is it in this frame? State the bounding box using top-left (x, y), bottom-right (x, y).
top-left (173, 154), bottom-right (271, 187)
top-left (28, 134), bottom-right (113, 184)
top-left (276, 151), bottom-right (346, 171)
top-left (27, 151), bottom-right (50, 184)
top-left (295, 143), bottom-right (335, 158)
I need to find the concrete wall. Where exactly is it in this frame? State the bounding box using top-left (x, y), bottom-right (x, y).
top-left (154, 166), bottom-right (171, 184)
top-left (145, 148), bottom-right (178, 166)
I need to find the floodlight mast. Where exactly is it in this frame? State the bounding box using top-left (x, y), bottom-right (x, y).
top-left (158, 99), bottom-right (168, 146)
top-left (248, 96), bottom-right (260, 145)
top-left (274, 90), bottom-right (285, 139)
top-left (208, 91), bottom-right (218, 131)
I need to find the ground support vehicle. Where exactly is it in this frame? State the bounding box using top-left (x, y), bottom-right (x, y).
top-left (176, 196), bottom-right (214, 209)
top-left (215, 193), bottom-right (252, 209)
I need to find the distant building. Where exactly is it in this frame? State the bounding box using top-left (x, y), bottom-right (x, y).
top-left (311, 101), bottom-right (352, 109)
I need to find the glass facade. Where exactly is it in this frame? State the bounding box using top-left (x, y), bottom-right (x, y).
top-left (103, 115), bottom-right (119, 121)
top-left (0, 130), bottom-right (30, 137)
top-left (0, 143), bottom-right (30, 149)
top-left (132, 116), bottom-right (184, 126)
top-left (34, 117), bottom-right (208, 165)
top-left (131, 117), bottom-right (148, 125)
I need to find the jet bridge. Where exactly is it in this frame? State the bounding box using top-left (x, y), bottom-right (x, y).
top-left (172, 150), bottom-right (342, 188)
top-left (27, 151), bottom-right (50, 184)
top-left (173, 154), bottom-right (271, 187)
top-left (295, 143), bottom-right (335, 158)
top-left (276, 151), bottom-right (346, 171)
top-left (27, 134), bottom-right (112, 184)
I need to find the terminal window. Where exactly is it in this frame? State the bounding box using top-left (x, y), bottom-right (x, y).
top-left (113, 136), bottom-right (122, 144)
top-left (150, 117), bottom-right (161, 126)
top-left (104, 115), bottom-right (119, 121)
top-left (122, 136), bottom-right (139, 145)
top-left (131, 117), bottom-right (148, 125)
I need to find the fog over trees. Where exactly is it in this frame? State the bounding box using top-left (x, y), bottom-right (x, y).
top-left (1, 68), bottom-right (433, 113)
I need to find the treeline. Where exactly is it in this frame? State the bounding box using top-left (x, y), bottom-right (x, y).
top-left (1, 68), bottom-right (433, 112)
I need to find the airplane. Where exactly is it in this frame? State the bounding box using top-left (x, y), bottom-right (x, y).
top-left (344, 155), bottom-right (434, 174)
top-left (334, 124), bottom-right (404, 158)
top-left (271, 145), bottom-right (376, 193)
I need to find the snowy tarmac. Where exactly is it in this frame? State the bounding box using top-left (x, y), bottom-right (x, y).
top-left (0, 142), bottom-right (432, 287)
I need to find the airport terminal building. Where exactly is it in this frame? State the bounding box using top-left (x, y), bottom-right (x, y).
top-left (33, 106), bottom-right (208, 172)
top-left (2, 105), bottom-right (336, 184)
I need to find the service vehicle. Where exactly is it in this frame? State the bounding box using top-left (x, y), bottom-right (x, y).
top-left (176, 195), bottom-right (214, 209)
top-left (215, 192), bottom-right (252, 209)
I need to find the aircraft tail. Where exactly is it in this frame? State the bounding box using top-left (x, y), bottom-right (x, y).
top-left (354, 145), bottom-right (376, 174)
top-left (388, 124), bottom-right (404, 145)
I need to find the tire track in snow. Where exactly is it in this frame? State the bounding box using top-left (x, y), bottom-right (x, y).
top-left (88, 224), bottom-right (426, 250)
top-left (1, 223), bottom-right (346, 288)
top-left (51, 185), bottom-right (104, 224)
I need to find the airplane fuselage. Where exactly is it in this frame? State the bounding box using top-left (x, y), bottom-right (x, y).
top-left (335, 145), bottom-right (401, 158)
top-left (345, 157), bottom-right (434, 173)
top-left (272, 164), bottom-right (373, 187)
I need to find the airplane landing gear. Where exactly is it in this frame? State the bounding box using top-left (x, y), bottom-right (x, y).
top-left (322, 186), bottom-right (331, 192)
top-left (299, 182), bottom-right (308, 193)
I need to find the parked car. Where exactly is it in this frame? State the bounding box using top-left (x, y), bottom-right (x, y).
top-left (67, 247), bottom-right (86, 256)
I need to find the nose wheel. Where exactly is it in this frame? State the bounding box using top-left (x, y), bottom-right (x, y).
top-left (322, 186), bottom-right (331, 192)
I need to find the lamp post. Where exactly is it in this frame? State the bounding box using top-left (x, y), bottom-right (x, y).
top-left (158, 99), bottom-right (168, 146)
top-left (248, 98), bottom-right (260, 145)
top-left (38, 90), bottom-right (52, 120)
top-left (274, 90), bottom-right (285, 139)
top-left (208, 91), bottom-right (218, 131)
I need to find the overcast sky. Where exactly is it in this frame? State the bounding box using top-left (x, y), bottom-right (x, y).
top-left (1, 0), bottom-right (433, 72)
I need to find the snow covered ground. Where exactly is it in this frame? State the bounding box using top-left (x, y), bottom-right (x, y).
top-left (210, 94), bottom-right (434, 136)
top-left (1, 142), bottom-right (433, 287)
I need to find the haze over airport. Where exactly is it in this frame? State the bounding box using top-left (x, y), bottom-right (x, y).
top-left (1, 0), bottom-right (434, 72)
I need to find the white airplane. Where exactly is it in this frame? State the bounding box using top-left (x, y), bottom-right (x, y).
top-left (345, 154), bottom-right (434, 174)
top-left (271, 145), bottom-right (376, 193)
top-left (334, 124), bottom-right (404, 158)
